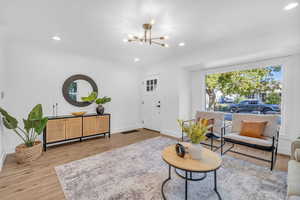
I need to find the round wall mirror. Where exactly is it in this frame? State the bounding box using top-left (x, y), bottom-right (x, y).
top-left (62, 74), bottom-right (98, 107)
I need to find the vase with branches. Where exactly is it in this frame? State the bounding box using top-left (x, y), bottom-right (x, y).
top-left (178, 119), bottom-right (211, 159)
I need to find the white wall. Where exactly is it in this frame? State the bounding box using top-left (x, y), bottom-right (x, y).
top-left (3, 43), bottom-right (142, 153)
top-left (178, 69), bottom-right (192, 120)
top-left (0, 32), bottom-right (6, 170)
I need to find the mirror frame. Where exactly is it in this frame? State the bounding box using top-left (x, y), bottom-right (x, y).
top-left (62, 74), bottom-right (98, 107)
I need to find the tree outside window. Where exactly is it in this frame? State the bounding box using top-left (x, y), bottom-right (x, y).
top-left (205, 65), bottom-right (282, 114)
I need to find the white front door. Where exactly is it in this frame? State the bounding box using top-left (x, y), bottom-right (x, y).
top-left (142, 75), bottom-right (161, 132)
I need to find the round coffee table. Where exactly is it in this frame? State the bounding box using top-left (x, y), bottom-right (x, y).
top-left (161, 144), bottom-right (222, 200)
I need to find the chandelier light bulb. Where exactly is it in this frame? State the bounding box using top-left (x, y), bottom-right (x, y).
top-left (178, 42), bottom-right (185, 47)
top-left (52, 35), bottom-right (61, 41)
top-left (284, 2), bottom-right (298, 10)
top-left (150, 19), bottom-right (155, 25)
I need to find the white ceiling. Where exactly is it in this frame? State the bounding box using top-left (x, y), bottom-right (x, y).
top-left (0, 0), bottom-right (299, 66)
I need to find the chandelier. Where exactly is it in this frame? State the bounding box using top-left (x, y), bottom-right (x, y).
top-left (125, 21), bottom-right (169, 48)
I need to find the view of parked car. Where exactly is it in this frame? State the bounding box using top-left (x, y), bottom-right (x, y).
top-left (229, 99), bottom-right (280, 114)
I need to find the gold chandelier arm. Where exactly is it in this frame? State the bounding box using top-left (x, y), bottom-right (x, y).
top-left (151, 41), bottom-right (168, 47)
top-left (128, 38), bottom-right (143, 42)
top-left (151, 37), bottom-right (167, 40)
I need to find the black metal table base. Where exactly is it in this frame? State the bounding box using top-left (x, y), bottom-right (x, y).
top-left (175, 169), bottom-right (207, 181)
top-left (161, 165), bottom-right (222, 200)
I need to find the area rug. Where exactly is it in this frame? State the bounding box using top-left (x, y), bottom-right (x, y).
top-left (55, 137), bottom-right (287, 200)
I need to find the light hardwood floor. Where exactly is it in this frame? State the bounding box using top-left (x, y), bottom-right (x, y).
top-left (0, 129), bottom-right (289, 200)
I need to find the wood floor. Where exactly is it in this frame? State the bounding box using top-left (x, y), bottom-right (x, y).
top-left (0, 129), bottom-right (289, 200)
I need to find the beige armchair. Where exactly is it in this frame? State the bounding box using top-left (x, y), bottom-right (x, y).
top-left (221, 113), bottom-right (279, 170)
top-left (288, 139), bottom-right (300, 200)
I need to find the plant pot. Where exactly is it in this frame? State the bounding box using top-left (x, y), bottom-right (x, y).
top-left (15, 141), bottom-right (42, 164)
top-left (188, 143), bottom-right (203, 160)
top-left (96, 104), bottom-right (105, 115)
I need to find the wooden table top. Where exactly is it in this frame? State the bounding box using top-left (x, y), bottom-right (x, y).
top-left (162, 144), bottom-right (222, 172)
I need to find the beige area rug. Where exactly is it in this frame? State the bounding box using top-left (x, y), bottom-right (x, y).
top-left (55, 137), bottom-right (287, 200)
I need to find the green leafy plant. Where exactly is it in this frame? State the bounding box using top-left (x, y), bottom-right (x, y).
top-left (81, 91), bottom-right (98, 102)
top-left (95, 96), bottom-right (111, 105)
top-left (81, 92), bottom-right (111, 105)
top-left (178, 119), bottom-right (211, 144)
top-left (0, 104), bottom-right (48, 147)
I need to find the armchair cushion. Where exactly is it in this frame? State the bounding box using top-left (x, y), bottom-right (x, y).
top-left (295, 149), bottom-right (300, 162)
top-left (232, 114), bottom-right (278, 137)
top-left (291, 140), bottom-right (300, 160)
top-left (224, 133), bottom-right (273, 147)
top-left (288, 160), bottom-right (300, 197)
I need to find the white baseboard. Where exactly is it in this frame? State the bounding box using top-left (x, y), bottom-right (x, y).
top-left (160, 129), bottom-right (181, 138)
top-left (111, 125), bottom-right (142, 134)
top-left (0, 151), bottom-right (6, 171)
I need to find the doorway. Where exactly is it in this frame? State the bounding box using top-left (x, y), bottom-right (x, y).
top-left (141, 75), bottom-right (161, 132)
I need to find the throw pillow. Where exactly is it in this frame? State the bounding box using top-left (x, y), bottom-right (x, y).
top-left (295, 149), bottom-right (300, 162)
top-left (199, 118), bottom-right (214, 132)
top-left (240, 120), bottom-right (268, 138)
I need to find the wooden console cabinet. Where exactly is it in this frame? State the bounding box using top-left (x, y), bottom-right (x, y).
top-left (43, 113), bottom-right (110, 151)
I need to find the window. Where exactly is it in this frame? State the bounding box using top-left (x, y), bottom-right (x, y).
top-left (205, 65), bottom-right (282, 119)
top-left (145, 78), bottom-right (158, 92)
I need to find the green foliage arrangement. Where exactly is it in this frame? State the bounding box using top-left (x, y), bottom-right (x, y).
top-left (81, 92), bottom-right (111, 105)
top-left (178, 119), bottom-right (211, 144)
top-left (95, 96), bottom-right (111, 105)
top-left (0, 104), bottom-right (48, 147)
top-left (81, 91), bottom-right (98, 102)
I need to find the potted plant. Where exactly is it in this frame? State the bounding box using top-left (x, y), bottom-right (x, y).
top-left (0, 104), bottom-right (48, 164)
top-left (81, 92), bottom-right (111, 115)
top-left (178, 119), bottom-right (211, 160)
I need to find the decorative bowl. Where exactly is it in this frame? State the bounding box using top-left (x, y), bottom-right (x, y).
top-left (71, 111), bottom-right (87, 116)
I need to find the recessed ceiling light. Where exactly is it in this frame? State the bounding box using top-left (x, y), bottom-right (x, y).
top-left (134, 58), bottom-right (140, 62)
top-left (178, 42), bottom-right (185, 47)
top-left (52, 36), bottom-right (61, 41)
top-left (284, 2), bottom-right (299, 10)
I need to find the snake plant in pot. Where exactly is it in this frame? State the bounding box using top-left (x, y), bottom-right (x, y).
top-left (0, 104), bottom-right (48, 164)
top-left (178, 119), bottom-right (211, 160)
top-left (81, 92), bottom-right (111, 115)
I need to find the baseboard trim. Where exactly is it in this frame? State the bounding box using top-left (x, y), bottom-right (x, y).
top-left (0, 151), bottom-right (6, 171)
top-left (160, 129), bottom-right (181, 138)
top-left (111, 125), bottom-right (142, 134)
